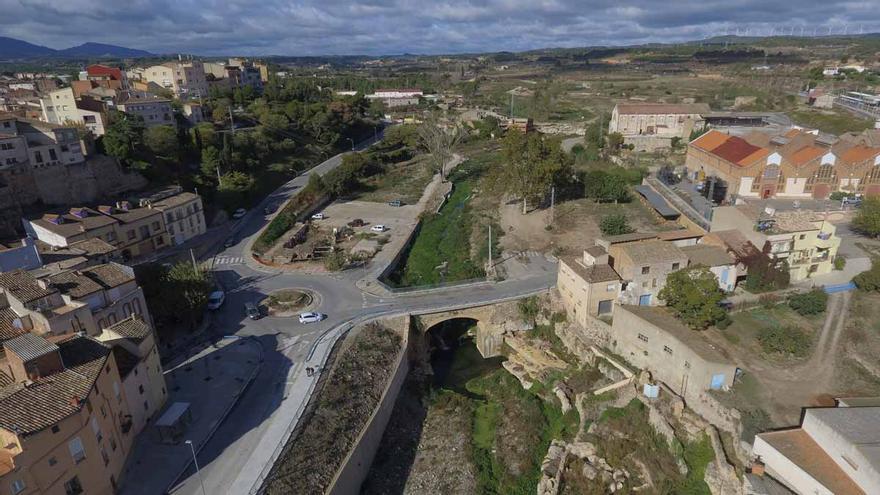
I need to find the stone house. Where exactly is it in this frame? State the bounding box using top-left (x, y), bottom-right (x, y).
top-left (610, 305), bottom-right (738, 402)
top-left (680, 244), bottom-right (738, 292)
top-left (608, 240), bottom-right (689, 306)
top-left (557, 246), bottom-right (621, 323)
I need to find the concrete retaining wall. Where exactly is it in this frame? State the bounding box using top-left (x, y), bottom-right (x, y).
top-left (326, 316), bottom-right (412, 495)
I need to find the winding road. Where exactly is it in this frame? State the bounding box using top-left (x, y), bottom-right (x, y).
top-left (166, 135), bottom-right (558, 494)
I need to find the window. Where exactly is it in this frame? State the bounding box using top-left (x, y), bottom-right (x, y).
top-left (48, 456), bottom-right (58, 466)
top-left (799, 234), bottom-right (806, 240)
top-left (34, 150), bottom-right (43, 163)
top-left (101, 446), bottom-right (109, 466)
top-left (68, 436), bottom-right (86, 463)
top-left (110, 435), bottom-right (117, 452)
top-left (637, 333), bottom-right (649, 343)
top-left (60, 144), bottom-right (69, 152)
top-left (106, 231), bottom-right (117, 242)
top-left (139, 225), bottom-right (150, 239)
top-left (101, 404), bottom-right (107, 418)
top-left (10, 480), bottom-right (25, 495)
top-left (663, 345), bottom-right (673, 355)
top-left (0, 143), bottom-right (13, 150)
top-left (652, 278), bottom-right (657, 288)
top-left (64, 476), bottom-right (83, 495)
top-left (151, 221), bottom-right (160, 231)
top-left (91, 417), bottom-right (103, 442)
top-left (641, 266), bottom-right (650, 275)
top-left (127, 229), bottom-right (136, 240)
top-left (672, 262), bottom-right (680, 271)
top-left (606, 283), bottom-right (616, 291)
top-left (139, 384), bottom-right (145, 395)
top-left (113, 381), bottom-right (120, 399)
top-left (143, 400), bottom-right (149, 411)
top-left (165, 212), bottom-right (174, 223)
top-left (51, 424), bottom-right (60, 434)
top-left (684, 361), bottom-right (691, 369)
top-left (49, 149), bottom-right (57, 161)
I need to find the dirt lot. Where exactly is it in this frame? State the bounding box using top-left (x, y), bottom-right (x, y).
top-left (499, 198), bottom-right (678, 255)
top-left (319, 199), bottom-right (420, 235)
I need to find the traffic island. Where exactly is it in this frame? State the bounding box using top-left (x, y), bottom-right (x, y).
top-left (260, 288), bottom-right (318, 317)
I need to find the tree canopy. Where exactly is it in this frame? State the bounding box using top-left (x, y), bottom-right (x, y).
top-left (102, 110), bottom-right (144, 163)
top-left (658, 266), bottom-right (727, 330)
top-left (495, 130), bottom-right (571, 213)
top-left (853, 197), bottom-right (880, 237)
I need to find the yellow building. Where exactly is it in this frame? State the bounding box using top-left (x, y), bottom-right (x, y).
top-left (0, 334), bottom-right (134, 495)
top-left (711, 205), bottom-right (841, 281)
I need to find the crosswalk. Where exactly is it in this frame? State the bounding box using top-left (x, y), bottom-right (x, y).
top-left (214, 256), bottom-right (244, 266)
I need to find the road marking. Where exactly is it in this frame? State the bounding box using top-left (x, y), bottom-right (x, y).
top-left (214, 256), bottom-right (243, 265)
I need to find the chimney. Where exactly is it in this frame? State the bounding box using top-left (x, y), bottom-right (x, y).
top-left (35, 278), bottom-right (50, 290)
top-left (750, 460), bottom-right (765, 476)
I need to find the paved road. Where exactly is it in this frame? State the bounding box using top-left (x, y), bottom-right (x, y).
top-left (158, 135), bottom-right (558, 495)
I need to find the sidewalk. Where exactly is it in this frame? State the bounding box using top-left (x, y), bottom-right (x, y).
top-left (119, 337), bottom-right (263, 495)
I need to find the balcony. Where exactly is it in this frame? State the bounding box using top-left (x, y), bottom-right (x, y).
top-left (814, 232), bottom-right (840, 250)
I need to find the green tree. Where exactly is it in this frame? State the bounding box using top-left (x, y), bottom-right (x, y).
top-left (788, 289), bottom-right (828, 316)
top-left (658, 266), bottom-right (727, 330)
top-left (743, 252), bottom-right (790, 292)
top-left (584, 170), bottom-right (630, 203)
top-left (599, 214), bottom-right (634, 235)
top-left (607, 132), bottom-right (624, 153)
top-left (218, 171), bottom-right (256, 207)
top-left (102, 110), bottom-right (144, 163)
top-left (144, 125), bottom-right (179, 159)
top-left (417, 112), bottom-right (462, 180)
top-left (853, 197), bottom-right (880, 237)
top-left (200, 146), bottom-right (221, 179)
top-left (138, 262), bottom-right (210, 332)
top-left (495, 130), bottom-right (571, 213)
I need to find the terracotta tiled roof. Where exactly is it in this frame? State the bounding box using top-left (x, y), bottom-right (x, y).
top-left (3, 333), bottom-right (58, 362)
top-left (86, 64), bottom-right (123, 81)
top-left (619, 240), bottom-right (687, 265)
top-left (710, 136), bottom-right (769, 166)
top-left (561, 256), bottom-right (620, 283)
top-left (81, 263), bottom-right (134, 289)
top-left (788, 145), bottom-right (826, 167)
top-left (0, 308), bottom-right (28, 342)
top-left (0, 336), bottom-right (110, 436)
top-left (0, 270), bottom-right (58, 303)
top-left (47, 271), bottom-right (103, 299)
top-left (838, 145), bottom-right (880, 164)
top-left (104, 315), bottom-right (151, 343)
top-left (691, 129), bottom-right (729, 150)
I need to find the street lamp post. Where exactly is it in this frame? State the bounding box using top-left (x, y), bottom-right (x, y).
top-left (185, 440), bottom-right (207, 495)
top-left (346, 137), bottom-right (355, 151)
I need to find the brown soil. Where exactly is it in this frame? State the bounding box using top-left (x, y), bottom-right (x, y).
top-left (261, 289), bottom-right (314, 317)
top-left (262, 323), bottom-right (403, 495)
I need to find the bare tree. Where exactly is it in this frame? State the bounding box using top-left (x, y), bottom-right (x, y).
top-left (417, 112), bottom-right (462, 181)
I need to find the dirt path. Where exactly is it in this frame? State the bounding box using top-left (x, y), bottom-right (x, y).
top-left (717, 292), bottom-right (853, 423)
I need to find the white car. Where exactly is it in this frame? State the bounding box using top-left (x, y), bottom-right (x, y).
top-left (207, 291), bottom-right (226, 310)
top-left (232, 208), bottom-right (247, 219)
top-left (370, 224), bottom-right (387, 232)
top-left (298, 312), bottom-right (326, 324)
top-left (311, 212), bottom-right (325, 220)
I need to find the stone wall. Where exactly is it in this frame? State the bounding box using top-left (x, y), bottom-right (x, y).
top-left (32, 156), bottom-right (148, 206)
top-left (326, 315), bottom-right (411, 495)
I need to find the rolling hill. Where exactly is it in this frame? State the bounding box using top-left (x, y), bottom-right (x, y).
top-left (0, 36), bottom-right (152, 59)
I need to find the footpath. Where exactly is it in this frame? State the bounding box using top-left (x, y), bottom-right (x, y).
top-left (119, 337), bottom-right (263, 495)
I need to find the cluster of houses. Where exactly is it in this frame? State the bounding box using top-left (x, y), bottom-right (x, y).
top-left (0, 251), bottom-right (166, 494)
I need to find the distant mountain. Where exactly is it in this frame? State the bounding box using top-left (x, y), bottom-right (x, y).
top-left (0, 36), bottom-right (55, 58)
top-left (0, 36), bottom-right (153, 59)
top-left (57, 42), bottom-right (152, 58)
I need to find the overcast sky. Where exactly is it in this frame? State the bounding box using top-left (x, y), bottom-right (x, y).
top-left (2, 0), bottom-right (880, 56)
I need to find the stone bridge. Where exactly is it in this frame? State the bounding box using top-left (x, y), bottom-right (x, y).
top-left (413, 299), bottom-right (525, 358)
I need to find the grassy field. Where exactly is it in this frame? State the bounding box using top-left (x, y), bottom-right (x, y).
top-left (790, 108), bottom-right (875, 135)
top-left (719, 305), bottom-right (822, 360)
top-left (354, 155), bottom-right (434, 205)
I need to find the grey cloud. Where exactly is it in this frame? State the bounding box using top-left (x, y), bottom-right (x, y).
top-left (2, 0), bottom-right (880, 56)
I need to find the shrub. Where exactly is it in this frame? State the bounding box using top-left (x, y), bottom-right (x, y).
top-left (833, 256), bottom-right (846, 271)
top-left (518, 296), bottom-right (540, 323)
top-left (715, 316), bottom-right (732, 330)
top-left (788, 289), bottom-right (828, 316)
top-left (758, 326), bottom-right (811, 357)
top-left (599, 214), bottom-right (634, 236)
top-left (854, 262), bottom-right (880, 291)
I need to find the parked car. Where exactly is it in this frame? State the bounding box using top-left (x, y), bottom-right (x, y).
top-left (298, 312), bottom-right (326, 324)
top-left (370, 224), bottom-right (387, 232)
top-left (224, 237), bottom-right (236, 248)
top-left (347, 218), bottom-right (365, 227)
top-left (232, 208), bottom-right (247, 219)
top-left (207, 291), bottom-right (226, 310)
top-left (311, 212), bottom-right (325, 220)
top-left (388, 199), bottom-right (403, 207)
top-left (264, 203), bottom-right (279, 215)
top-left (245, 302), bottom-right (261, 320)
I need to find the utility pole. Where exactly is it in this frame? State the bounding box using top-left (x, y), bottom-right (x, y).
top-left (550, 186), bottom-right (556, 225)
top-left (229, 106), bottom-right (235, 135)
top-left (190, 248), bottom-right (199, 273)
top-left (488, 224), bottom-right (492, 272)
top-left (509, 93), bottom-right (514, 119)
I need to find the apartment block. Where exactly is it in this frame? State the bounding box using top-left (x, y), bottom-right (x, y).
top-left (39, 87), bottom-right (107, 136)
top-left (25, 202), bottom-right (170, 261)
top-left (139, 188), bottom-right (206, 246)
top-left (116, 92), bottom-right (174, 128)
top-left (143, 59), bottom-right (208, 99)
top-left (711, 205), bottom-right (841, 282)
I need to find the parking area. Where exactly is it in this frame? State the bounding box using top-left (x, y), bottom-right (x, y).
top-left (319, 199), bottom-right (419, 239)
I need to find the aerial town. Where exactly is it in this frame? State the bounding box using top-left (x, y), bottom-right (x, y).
top-left (1, 4), bottom-right (880, 495)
